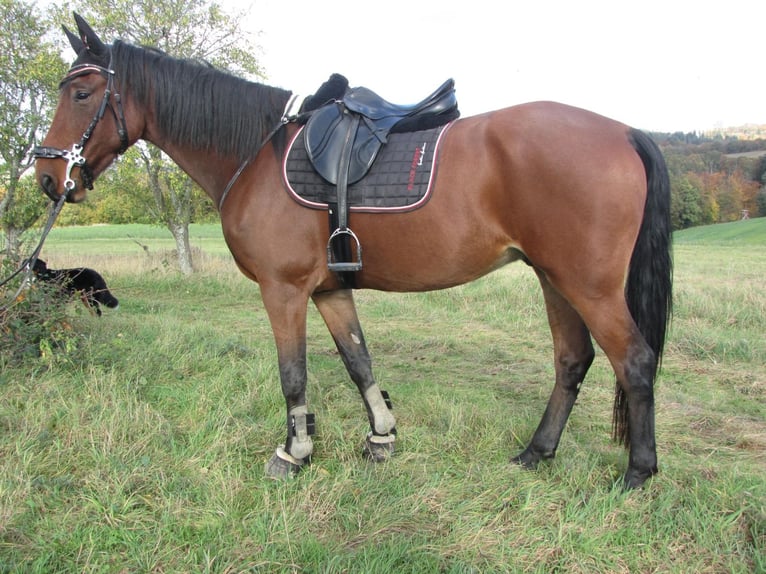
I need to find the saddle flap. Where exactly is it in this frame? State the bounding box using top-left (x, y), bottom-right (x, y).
top-left (304, 103), bottom-right (383, 185)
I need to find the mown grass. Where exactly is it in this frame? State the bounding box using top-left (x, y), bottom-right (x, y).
top-left (0, 220), bottom-right (764, 573)
top-left (673, 216), bottom-right (766, 245)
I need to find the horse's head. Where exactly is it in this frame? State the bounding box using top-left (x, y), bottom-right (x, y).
top-left (35, 14), bottom-right (136, 203)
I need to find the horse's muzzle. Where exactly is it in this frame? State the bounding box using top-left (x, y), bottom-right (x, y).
top-left (39, 173), bottom-right (61, 202)
top-left (34, 144), bottom-right (93, 203)
top-left (37, 170), bottom-right (82, 203)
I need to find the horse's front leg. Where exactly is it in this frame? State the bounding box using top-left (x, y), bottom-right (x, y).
top-left (260, 285), bottom-right (316, 479)
top-left (312, 289), bottom-right (397, 461)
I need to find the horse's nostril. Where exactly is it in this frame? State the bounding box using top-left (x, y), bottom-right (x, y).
top-left (40, 174), bottom-right (59, 200)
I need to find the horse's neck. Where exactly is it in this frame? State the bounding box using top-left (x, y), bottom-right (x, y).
top-left (143, 129), bottom-right (241, 207)
top-left (137, 89), bottom-right (289, 207)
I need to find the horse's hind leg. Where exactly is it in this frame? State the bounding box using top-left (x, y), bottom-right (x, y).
top-left (583, 302), bottom-right (658, 489)
top-left (312, 290), bottom-right (397, 460)
top-left (513, 271), bottom-right (595, 469)
top-left (548, 284), bottom-right (659, 489)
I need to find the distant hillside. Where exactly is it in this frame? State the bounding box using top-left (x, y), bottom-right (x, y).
top-left (674, 217), bottom-right (766, 245)
top-left (705, 124), bottom-right (766, 140)
top-left (725, 150), bottom-right (766, 159)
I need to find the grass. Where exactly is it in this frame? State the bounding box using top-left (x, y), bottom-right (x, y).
top-left (673, 217), bottom-right (765, 245)
top-left (0, 220), bottom-right (764, 573)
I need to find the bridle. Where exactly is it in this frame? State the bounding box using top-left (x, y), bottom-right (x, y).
top-left (33, 54), bottom-right (129, 193)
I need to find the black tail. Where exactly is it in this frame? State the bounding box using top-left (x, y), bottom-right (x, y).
top-left (613, 129), bottom-right (673, 446)
top-left (95, 290), bottom-right (119, 309)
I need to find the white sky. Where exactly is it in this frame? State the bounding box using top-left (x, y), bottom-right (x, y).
top-left (222, 0), bottom-right (765, 133)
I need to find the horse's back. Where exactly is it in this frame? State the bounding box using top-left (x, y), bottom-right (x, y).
top-left (439, 101), bottom-right (648, 262)
top-left (451, 101), bottom-right (642, 182)
top-left (352, 101), bottom-right (650, 291)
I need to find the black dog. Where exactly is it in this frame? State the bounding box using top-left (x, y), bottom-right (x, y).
top-left (30, 259), bottom-right (119, 316)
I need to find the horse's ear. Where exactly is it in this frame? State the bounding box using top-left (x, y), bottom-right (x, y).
top-left (63, 25), bottom-right (84, 55)
top-left (72, 12), bottom-right (108, 59)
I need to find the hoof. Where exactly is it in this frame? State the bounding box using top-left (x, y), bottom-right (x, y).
top-left (265, 446), bottom-right (307, 479)
top-left (511, 446), bottom-right (554, 470)
top-left (621, 466), bottom-right (657, 490)
top-left (511, 454), bottom-right (536, 470)
top-left (363, 432), bottom-right (395, 462)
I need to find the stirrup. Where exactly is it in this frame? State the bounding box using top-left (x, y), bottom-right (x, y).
top-left (327, 227), bottom-right (363, 272)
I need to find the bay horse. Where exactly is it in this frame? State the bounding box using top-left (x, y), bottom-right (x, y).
top-left (35, 14), bottom-right (672, 489)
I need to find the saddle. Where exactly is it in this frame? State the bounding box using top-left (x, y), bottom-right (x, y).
top-left (301, 76), bottom-right (459, 273)
top-left (305, 78), bottom-right (458, 186)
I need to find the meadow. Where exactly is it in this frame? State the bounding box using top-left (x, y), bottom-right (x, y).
top-left (0, 218), bottom-right (764, 573)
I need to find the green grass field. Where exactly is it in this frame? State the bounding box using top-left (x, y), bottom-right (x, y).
top-left (0, 218), bottom-right (764, 573)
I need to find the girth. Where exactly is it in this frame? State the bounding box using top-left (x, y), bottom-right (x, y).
top-left (302, 77), bottom-right (459, 275)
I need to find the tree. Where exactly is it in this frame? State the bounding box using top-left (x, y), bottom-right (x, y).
top-left (0, 0), bottom-right (67, 258)
top-left (716, 172), bottom-right (746, 222)
top-left (52, 0), bottom-right (263, 273)
top-left (686, 172), bottom-right (720, 225)
top-left (670, 175), bottom-right (703, 229)
top-left (757, 187), bottom-right (766, 217)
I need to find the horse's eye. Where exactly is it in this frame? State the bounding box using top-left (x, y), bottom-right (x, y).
top-left (75, 91), bottom-right (90, 101)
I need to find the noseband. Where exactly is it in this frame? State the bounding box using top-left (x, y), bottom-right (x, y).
top-left (33, 57), bottom-right (129, 193)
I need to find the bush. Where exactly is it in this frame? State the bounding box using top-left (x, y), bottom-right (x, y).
top-left (0, 260), bottom-right (78, 364)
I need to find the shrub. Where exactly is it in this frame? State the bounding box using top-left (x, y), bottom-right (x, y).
top-left (0, 259), bottom-right (78, 365)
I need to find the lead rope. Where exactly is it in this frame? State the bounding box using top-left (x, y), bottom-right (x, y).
top-left (217, 122), bottom-right (287, 213)
top-left (0, 193), bottom-right (68, 311)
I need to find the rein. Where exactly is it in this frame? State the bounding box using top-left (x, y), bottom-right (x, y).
top-left (218, 94), bottom-right (305, 212)
top-left (217, 122), bottom-right (283, 212)
top-left (32, 58), bottom-right (129, 193)
top-left (0, 193), bottom-right (68, 311)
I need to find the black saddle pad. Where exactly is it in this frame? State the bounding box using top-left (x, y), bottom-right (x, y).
top-left (283, 122), bottom-right (452, 213)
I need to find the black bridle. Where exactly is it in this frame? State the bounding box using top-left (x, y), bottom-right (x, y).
top-left (1, 62), bottom-right (123, 306)
top-left (33, 56), bottom-right (129, 193)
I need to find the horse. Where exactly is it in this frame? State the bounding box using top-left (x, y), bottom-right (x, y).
top-left (35, 14), bottom-right (672, 489)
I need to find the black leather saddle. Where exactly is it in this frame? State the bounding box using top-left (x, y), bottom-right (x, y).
top-left (305, 78), bottom-right (458, 186)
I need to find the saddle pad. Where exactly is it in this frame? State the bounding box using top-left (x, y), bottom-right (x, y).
top-left (283, 122), bottom-right (452, 213)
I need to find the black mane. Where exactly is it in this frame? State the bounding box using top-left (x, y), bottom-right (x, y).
top-left (111, 40), bottom-right (291, 162)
